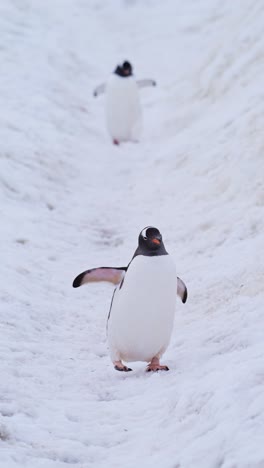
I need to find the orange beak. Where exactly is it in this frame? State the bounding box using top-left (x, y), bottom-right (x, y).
top-left (152, 238), bottom-right (161, 245)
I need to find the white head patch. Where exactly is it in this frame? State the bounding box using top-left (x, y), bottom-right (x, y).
top-left (141, 226), bottom-right (153, 238)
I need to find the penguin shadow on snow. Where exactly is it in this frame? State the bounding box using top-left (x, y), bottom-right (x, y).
top-left (73, 227), bottom-right (188, 374)
top-left (93, 61), bottom-right (156, 145)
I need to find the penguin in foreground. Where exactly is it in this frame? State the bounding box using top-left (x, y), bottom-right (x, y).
top-left (73, 227), bottom-right (188, 372)
top-left (93, 61), bottom-right (156, 145)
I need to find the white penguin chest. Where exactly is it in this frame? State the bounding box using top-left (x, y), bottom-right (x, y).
top-left (105, 75), bottom-right (141, 141)
top-left (108, 255), bottom-right (177, 362)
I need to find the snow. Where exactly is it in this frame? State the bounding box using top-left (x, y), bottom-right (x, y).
top-left (0, 0), bottom-right (263, 467)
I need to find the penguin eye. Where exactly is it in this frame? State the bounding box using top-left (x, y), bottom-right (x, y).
top-left (143, 236), bottom-right (147, 241)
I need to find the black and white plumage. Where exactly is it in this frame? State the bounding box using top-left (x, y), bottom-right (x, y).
top-left (73, 227), bottom-right (187, 372)
top-left (93, 61), bottom-right (156, 145)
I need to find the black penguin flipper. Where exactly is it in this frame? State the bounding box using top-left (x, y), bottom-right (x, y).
top-left (136, 79), bottom-right (157, 89)
top-left (93, 83), bottom-right (106, 98)
top-left (72, 267), bottom-right (127, 288)
top-left (177, 277), bottom-right (188, 303)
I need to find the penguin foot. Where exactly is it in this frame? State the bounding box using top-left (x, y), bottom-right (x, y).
top-left (146, 357), bottom-right (169, 372)
top-left (114, 360), bottom-right (132, 372)
top-left (113, 139), bottom-right (120, 145)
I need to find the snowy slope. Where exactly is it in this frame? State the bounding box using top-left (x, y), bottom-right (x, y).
top-left (0, 0), bottom-right (264, 467)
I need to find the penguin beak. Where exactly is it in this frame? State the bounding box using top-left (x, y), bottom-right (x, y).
top-left (152, 238), bottom-right (161, 245)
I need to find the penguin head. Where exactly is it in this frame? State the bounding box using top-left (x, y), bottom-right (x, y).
top-left (138, 226), bottom-right (163, 251)
top-left (114, 61), bottom-right (133, 77)
top-left (122, 61), bottom-right (133, 76)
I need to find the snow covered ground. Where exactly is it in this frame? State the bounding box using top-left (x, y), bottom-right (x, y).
top-left (1, 0), bottom-right (264, 467)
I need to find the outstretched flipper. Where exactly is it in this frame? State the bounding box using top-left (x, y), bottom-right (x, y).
top-left (93, 83), bottom-right (106, 97)
top-left (73, 267), bottom-right (127, 288)
top-left (136, 79), bottom-right (157, 89)
top-left (177, 277), bottom-right (188, 303)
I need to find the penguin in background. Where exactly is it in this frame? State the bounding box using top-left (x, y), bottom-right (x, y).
top-left (93, 61), bottom-right (156, 145)
top-left (73, 226), bottom-right (188, 372)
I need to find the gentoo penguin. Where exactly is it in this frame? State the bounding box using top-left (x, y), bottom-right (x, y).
top-left (93, 61), bottom-right (156, 145)
top-left (73, 227), bottom-right (188, 372)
